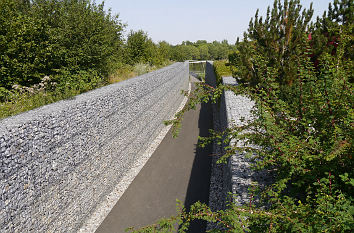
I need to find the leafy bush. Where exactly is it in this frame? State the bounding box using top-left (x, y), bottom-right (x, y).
top-left (213, 60), bottom-right (233, 84)
top-left (133, 34), bottom-right (354, 233)
top-left (0, 0), bottom-right (125, 89)
top-left (131, 0), bottom-right (353, 232)
top-left (0, 87), bottom-right (11, 102)
top-left (0, 0), bottom-right (51, 88)
top-left (0, 0), bottom-right (126, 118)
top-left (0, 70), bottom-right (104, 119)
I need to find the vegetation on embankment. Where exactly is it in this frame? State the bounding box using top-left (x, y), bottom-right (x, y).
top-left (213, 60), bottom-right (233, 84)
top-left (130, 0), bottom-right (353, 232)
top-left (0, 0), bottom-right (123, 118)
top-left (0, 0), bottom-right (235, 119)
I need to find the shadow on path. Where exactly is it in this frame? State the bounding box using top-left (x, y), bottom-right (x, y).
top-left (182, 101), bottom-right (213, 233)
top-left (95, 83), bottom-right (212, 233)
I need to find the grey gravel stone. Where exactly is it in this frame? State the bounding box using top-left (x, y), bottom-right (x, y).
top-left (0, 62), bottom-right (189, 233)
top-left (206, 62), bottom-right (270, 231)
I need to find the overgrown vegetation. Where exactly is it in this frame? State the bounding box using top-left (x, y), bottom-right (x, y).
top-left (213, 60), bottom-right (233, 84)
top-left (0, 0), bottom-right (124, 89)
top-left (129, 0), bottom-right (353, 232)
top-left (0, 0), bottom-right (234, 119)
top-left (0, 0), bottom-right (124, 118)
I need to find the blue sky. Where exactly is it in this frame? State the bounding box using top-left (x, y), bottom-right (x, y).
top-left (97, 0), bottom-right (333, 45)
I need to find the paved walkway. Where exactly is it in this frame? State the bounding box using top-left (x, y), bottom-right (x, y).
top-left (95, 82), bottom-right (213, 233)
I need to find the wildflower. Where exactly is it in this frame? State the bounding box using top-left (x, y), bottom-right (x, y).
top-left (42, 76), bottom-right (50, 82)
top-left (12, 84), bottom-right (20, 90)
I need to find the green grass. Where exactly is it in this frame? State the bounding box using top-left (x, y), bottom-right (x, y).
top-left (0, 86), bottom-right (94, 119)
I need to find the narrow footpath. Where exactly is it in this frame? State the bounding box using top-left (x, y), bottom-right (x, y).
top-left (95, 80), bottom-right (213, 233)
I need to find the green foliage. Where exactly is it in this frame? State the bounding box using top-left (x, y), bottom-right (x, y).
top-left (125, 30), bottom-right (176, 66)
top-left (0, 70), bottom-right (104, 119)
top-left (126, 30), bottom-right (151, 65)
top-left (0, 0), bottom-right (51, 88)
top-left (213, 60), bottom-right (233, 84)
top-left (170, 40), bottom-right (234, 62)
top-left (134, 1), bottom-right (354, 232)
top-left (171, 44), bottom-right (199, 61)
top-left (327, 0), bottom-right (353, 25)
top-left (0, 0), bottom-right (125, 89)
top-left (229, 0), bottom-right (314, 86)
top-left (310, 0), bottom-right (353, 73)
top-left (0, 0), bottom-right (126, 118)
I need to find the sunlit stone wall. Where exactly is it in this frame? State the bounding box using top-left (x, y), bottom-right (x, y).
top-left (0, 62), bottom-right (189, 232)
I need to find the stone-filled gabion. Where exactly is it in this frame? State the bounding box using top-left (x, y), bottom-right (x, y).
top-left (207, 62), bottom-right (271, 231)
top-left (0, 62), bottom-right (189, 233)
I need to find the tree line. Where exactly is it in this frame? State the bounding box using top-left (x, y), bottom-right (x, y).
top-left (0, 0), bottom-right (233, 92)
top-left (125, 31), bottom-right (234, 64)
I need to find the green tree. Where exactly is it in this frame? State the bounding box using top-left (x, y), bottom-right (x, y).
top-left (125, 30), bottom-right (150, 65)
top-left (130, 1), bottom-right (353, 232)
top-left (208, 42), bottom-right (219, 60)
top-left (145, 38), bottom-right (164, 65)
top-left (310, 0), bottom-right (353, 71)
top-left (198, 44), bottom-right (209, 60)
top-left (328, 0), bottom-right (353, 24)
top-left (157, 41), bottom-right (172, 61)
top-left (0, 0), bottom-right (50, 88)
top-left (207, 40), bottom-right (230, 60)
top-left (170, 45), bottom-right (190, 61)
top-left (229, 0), bottom-right (314, 86)
top-left (0, 0), bottom-right (125, 89)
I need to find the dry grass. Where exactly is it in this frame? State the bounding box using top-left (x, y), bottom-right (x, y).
top-left (108, 61), bottom-right (173, 84)
top-left (108, 70), bottom-right (136, 84)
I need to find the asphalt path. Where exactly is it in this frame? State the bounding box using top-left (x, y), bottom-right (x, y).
top-left (95, 81), bottom-right (213, 233)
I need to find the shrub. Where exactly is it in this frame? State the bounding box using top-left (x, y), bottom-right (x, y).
top-left (229, 0), bottom-right (314, 87)
top-left (132, 1), bottom-right (353, 232)
top-left (213, 60), bottom-right (233, 84)
top-left (0, 0), bottom-right (125, 89)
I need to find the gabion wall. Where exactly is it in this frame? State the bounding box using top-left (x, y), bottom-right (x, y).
top-left (0, 62), bottom-right (189, 232)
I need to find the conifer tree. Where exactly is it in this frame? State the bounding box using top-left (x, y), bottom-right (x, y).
top-left (230, 0), bottom-right (313, 86)
top-left (328, 0), bottom-right (353, 24)
top-left (310, 0), bottom-right (353, 67)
